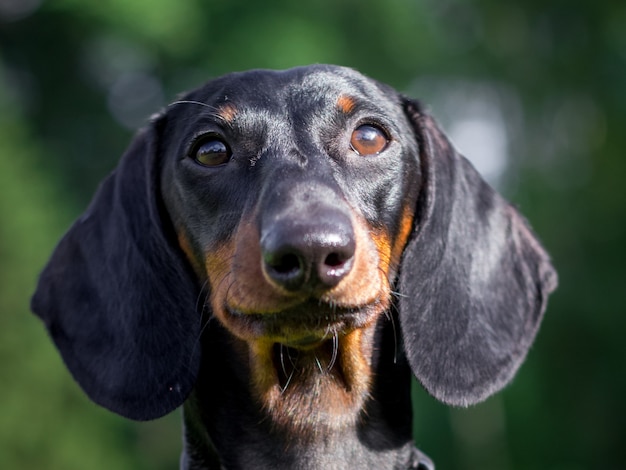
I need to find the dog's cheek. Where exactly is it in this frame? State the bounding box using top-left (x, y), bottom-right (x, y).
top-left (369, 203), bottom-right (415, 285)
top-left (203, 240), bottom-right (238, 324)
top-left (177, 230), bottom-right (208, 279)
top-left (390, 204), bottom-right (416, 275)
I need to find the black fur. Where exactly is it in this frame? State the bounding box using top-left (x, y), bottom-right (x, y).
top-left (399, 100), bottom-right (557, 407)
top-left (32, 65), bottom-right (556, 469)
top-left (31, 131), bottom-right (201, 420)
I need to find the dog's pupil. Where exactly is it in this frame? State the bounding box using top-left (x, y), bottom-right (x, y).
top-left (195, 139), bottom-right (230, 166)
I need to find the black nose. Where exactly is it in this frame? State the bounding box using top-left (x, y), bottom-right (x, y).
top-left (261, 210), bottom-right (356, 292)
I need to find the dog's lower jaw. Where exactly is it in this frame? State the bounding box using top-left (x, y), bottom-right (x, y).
top-left (248, 325), bottom-right (376, 442)
top-left (181, 312), bottom-right (420, 469)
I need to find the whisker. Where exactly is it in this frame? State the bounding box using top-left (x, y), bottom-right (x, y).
top-left (168, 100), bottom-right (238, 128)
top-left (214, 268), bottom-right (236, 304)
top-left (286, 347), bottom-right (299, 370)
top-left (278, 345), bottom-right (298, 394)
top-left (189, 279), bottom-right (212, 354)
top-left (281, 370), bottom-right (295, 394)
top-left (197, 313), bottom-right (214, 340)
top-left (168, 100), bottom-right (220, 111)
top-left (314, 356), bottom-right (324, 374)
top-left (189, 308), bottom-right (214, 365)
top-left (195, 279), bottom-right (210, 314)
top-left (327, 332), bottom-right (339, 371)
top-left (187, 258), bottom-right (238, 367)
top-left (322, 323), bottom-right (333, 341)
top-left (279, 344), bottom-right (288, 378)
top-left (384, 305), bottom-right (399, 365)
top-left (389, 289), bottom-right (409, 299)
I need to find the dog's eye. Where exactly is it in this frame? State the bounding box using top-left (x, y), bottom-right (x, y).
top-left (350, 124), bottom-right (388, 156)
top-left (192, 138), bottom-right (231, 167)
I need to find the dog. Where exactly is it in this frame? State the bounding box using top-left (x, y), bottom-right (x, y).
top-left (32, 65), bottom-right (557, 469)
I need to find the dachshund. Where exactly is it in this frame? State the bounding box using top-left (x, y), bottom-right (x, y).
top-left (32, 65), bottom-right (557, 469)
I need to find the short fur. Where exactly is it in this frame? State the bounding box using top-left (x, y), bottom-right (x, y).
top-left (32, 65), bottom-right (557, 469)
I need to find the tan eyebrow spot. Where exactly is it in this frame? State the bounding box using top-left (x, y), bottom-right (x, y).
top-left (336, 95), bottom-right (356, 114)
top-left (217, 103), bottom-right (238, 123)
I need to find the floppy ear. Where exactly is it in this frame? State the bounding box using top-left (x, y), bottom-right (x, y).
top-left (31, 119), bottom-right (201, 421)
top-left (398, 98), bottom-right (557, 407)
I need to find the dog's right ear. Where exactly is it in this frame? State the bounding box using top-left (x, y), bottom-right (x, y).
top-left (31, 117), bottom-right (201, 421)
top-left (397, 98), bottom-right (557, 407)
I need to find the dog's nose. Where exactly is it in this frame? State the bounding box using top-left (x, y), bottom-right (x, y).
top-left (261, 209), bottom-right (356, 292)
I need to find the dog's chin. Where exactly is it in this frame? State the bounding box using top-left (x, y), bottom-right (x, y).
top-left (251, 326), bottom-right (377, 441)
top-left (216, 302), bottom-right (384, 440)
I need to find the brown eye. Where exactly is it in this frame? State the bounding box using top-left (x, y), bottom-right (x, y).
top-left (350, 124), bottom-right (388, 156)
top-left (192, 138), bottom-right (231, 167)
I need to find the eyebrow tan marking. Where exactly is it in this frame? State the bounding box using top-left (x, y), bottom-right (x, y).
top-left (336, 95), bottom-right (357, 114)
top-left (217, 103), bottom-right (238, 123)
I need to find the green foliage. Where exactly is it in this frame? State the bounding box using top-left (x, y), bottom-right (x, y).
top-left (1, 0), bottom-right (624, 468)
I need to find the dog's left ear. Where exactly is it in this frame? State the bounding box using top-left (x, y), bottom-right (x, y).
top-left (398, 98), bottom-right (557, 407)
top-left (31, 117), bottom-right (201, 420)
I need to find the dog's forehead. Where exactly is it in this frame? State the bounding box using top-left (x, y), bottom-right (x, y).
top-left (187, 65), bottom-right (398, 114)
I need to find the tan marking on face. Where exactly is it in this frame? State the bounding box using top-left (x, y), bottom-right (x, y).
top-left (336, 94), bottom-right (357, 114)
top-left (249, 324), bottom-right (377, 442)
top-left (208, 221), bottom-right (303, 320)
top-left (177, 231), bottom-right (207, 278)
top-left (217, 103), bottom-right (238, 123)
top-left (390, 203), bottom-right (416, 273)
top-left (339, 326), bottom-right (374, 393)
top-left (371, 229), bottom-right (393, 279)
top-left (197, 206), bottom-right (412, 438)
top-left (203, 239), bottom-right (240, 329)
top-left (208, 215), bottom-right (390, 332)
top-left (369, 203), bottom-right (416, 284)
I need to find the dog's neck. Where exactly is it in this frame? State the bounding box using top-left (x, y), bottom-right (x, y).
top-left (180, 318), bottom-right (421, 470)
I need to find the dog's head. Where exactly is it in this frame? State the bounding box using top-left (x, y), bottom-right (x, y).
top-left (32, 65), bottom-right (557, 426)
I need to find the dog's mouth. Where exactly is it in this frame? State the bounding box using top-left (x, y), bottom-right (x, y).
top-left (216, 300), bottom-right (383, 436)
top-left (270, 338), bottom-right (342, 392)
top-left (220, 299), bottom-right (382, 345)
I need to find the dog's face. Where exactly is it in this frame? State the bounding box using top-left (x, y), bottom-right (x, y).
top-left (32, 65), bottom-right (556, 432)
top-left (159, 66), bottom-right (421, 429)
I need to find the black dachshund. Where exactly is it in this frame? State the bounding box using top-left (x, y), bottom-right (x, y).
top-left (32, 65), bottom-right (557, 469)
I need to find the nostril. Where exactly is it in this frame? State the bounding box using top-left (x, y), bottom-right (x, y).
top-left (317, 247), bottom-right (354, 287)
top-left (324, 252), bottom-right (345, 268)
top-left (263, 248), bottom-right (308, 291)
top-left (323, 252), bottom-right (352, 269)
top-left (267, 252), bottom-right (302, 275)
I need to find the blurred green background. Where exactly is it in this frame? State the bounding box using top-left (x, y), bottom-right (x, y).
top-left (1, 0), bottom-right (624, 468)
